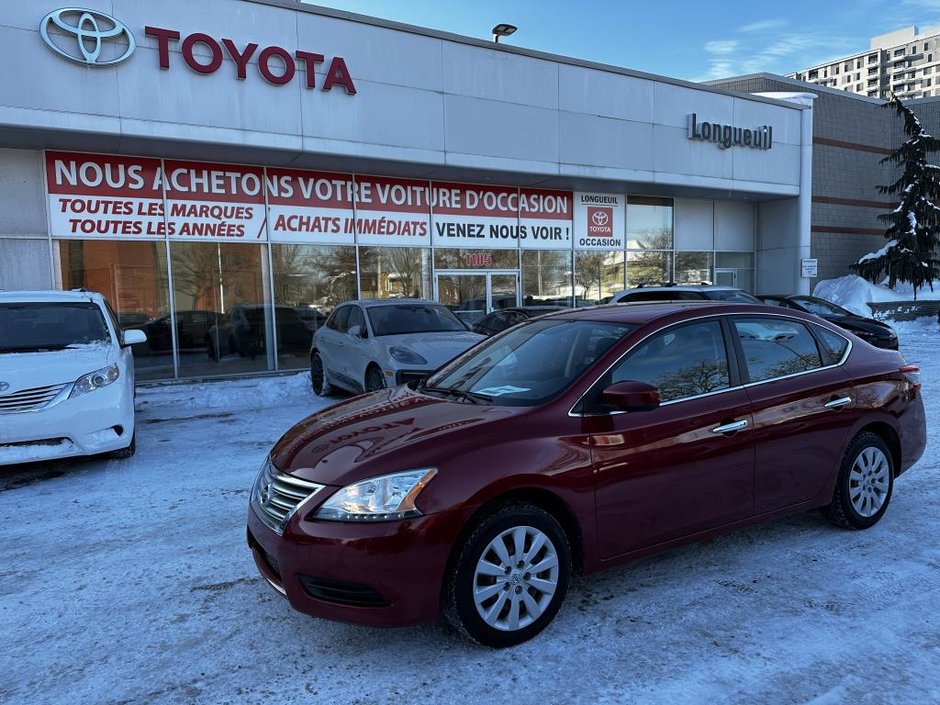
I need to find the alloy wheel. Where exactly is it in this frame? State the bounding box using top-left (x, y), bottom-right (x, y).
top-left (472, 525), bottom-right (559, 631)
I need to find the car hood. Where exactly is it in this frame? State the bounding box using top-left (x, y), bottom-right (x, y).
top-left (270, 385), bottom-right (523, 486)
top-left (823, 315), bottom-right (895, 335)
top-left (0, 344), bottom-right (115, 392)
top-left (380, 330), bottom-right (485, 367)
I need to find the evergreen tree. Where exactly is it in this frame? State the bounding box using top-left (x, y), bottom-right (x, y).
top-left (852, 94), bottom-right (940, 298)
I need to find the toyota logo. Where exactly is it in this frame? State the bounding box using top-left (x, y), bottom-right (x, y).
top-left (0, 382), bottom-right (9, 393)
top-left (40, 8), bottom-right (136, 66)
top-left (592, 210), bottom-right (609, 227)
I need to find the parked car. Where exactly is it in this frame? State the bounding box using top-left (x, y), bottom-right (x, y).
top-left (248, 302), bottom-right (925, 647)
top-left (145, 310), bottom-right (220, 353)
top-left (757, 295), bottom-right (899, 350)
top-left (610, 284), bottom-right (761, 304)
top-left (472, 306), bottom-right (570, 336)
top-left (310, 299), bottom-right (484, 394)
top-left (207, 304), bottom-right (312, 360)
top-left (0, 290), bottom-right (146, 464)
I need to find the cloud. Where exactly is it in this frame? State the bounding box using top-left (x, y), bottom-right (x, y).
top-left (691, 29), bottom-right (859, 81)
top-left (738, 19), bottom-right (787, 33)
top-left (704, 40), bottom-right (739, 55)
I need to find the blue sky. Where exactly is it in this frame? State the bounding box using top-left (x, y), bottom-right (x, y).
top-left (307, 0), bottom-right (940, 81)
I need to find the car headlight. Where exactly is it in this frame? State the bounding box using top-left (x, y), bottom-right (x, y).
top-left (69, 364), bottom-right (120, 398)
top-left (388, 346), bottom-right (428, 365)
top-left (313, 468), bottom-right (437, 522)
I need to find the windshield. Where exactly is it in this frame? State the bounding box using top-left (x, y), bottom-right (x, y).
top-left (708, 290), bottom-right (761, 303)
top-left (425, 319), bottom-right (635, 406)
top-left (368, 303), bottom-right (468, 336)
top-left (0, 302), bottom-right (111, 352)
top-left (792, 297), bottom-right (852, 317)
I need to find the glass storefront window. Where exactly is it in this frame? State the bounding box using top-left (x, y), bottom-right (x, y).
top-left (359, 246), bottom-right (430, 299)
top-left (59, 240), bottom-right (171, 380)
top-left (521, 250), bottom-right (573, 306)
top-left (433, 248), bottom-right (519, 271)
top-left (627, 250), bottom-right (673, 287)
top-left (170, 242), bottom-right (269, 377)
top-left (575, 251), bottom-right (625, 305)
top-left (627, 197), bottom-right (674, 250)
top-left (271, 244), bottom-right (356, 369)
top-left (715, 251), bottom-right (755, 292)
top-left (675, 252), bottom-right (714, 285)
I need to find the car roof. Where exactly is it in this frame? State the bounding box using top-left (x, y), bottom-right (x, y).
top-left (0, 289), bottom-right (104, 304)
top-left (613, 285), bottom-right (742, 296)
top-left (540, 301), bottom-right (794, 326)
top-left (346, 298), bottom-right (443, 308)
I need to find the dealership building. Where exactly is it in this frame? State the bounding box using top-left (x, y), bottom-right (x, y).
top-left (0, 0), bottom-right (814, 380)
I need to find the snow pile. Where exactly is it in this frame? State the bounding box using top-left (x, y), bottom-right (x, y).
top-left (137, 371), bottom-right (319, 412)
top-left (814, 275), bottom-right (940, 316)
top-left (813, 275), bottom-right (907, 316)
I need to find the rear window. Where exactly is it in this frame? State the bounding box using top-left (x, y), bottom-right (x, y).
top-left (733, 317), bottom-right (823, 382)
top-left (708, 290), bottom-right (761, 303)
top-left (0, 302), bottom-right (111, 353)
top-left (368, 304), bottom-right (467, 336)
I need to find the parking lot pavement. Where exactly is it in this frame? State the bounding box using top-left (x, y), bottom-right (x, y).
top-left (2, 327), bottom-right (940, 705)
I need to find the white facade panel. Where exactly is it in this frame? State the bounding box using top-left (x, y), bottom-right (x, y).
top-left (296, 13), bottom-right (444, 92)
top-left (715, 201), bottom-right (755, 250)
top-left (558, 65), bottom-right (655, 123)
top-left (652, 124), bottom-right (735, 181)
top-left (302, 80), bottom-right (445, 153)
top-left (443, 43), bottom-right (558, 109)
top-left (652, 82), bottom-right (734, 130)
top-left (444, 96), bottom-right (558, 163)
top-left (558, 113), bottom-right (654, 171)
top-left (0, 25), bottom-right (122, 117)
top-left (674, 198), bottom-right (715, 250)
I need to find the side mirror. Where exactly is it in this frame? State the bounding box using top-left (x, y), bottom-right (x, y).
top-left (348, 324), bottom-right (366, 338)
top-left (601, 380), bottom-right (661, 412)
top-left (123, 329), bottom-right (148, 346)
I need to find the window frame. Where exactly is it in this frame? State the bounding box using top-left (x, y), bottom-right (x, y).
top-left (569, 313), bottom-right (853, 417)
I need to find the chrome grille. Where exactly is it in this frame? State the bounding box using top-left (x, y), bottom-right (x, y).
top-left (0, 383), bottom-right (68, 414)
top-left (251, 460), bottom-right (324, 535)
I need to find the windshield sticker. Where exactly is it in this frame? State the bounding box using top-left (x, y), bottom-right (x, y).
top-left (475, 385), bottom-right (530, 396)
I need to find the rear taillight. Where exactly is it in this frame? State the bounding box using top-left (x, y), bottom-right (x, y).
top-left (900, 363), bottom-right (921, 392)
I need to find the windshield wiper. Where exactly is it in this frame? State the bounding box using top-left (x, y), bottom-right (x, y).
top-left (422, 385), bottom-right (493, 405)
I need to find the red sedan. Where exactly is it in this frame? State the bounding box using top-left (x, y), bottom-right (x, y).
top-left (247, 302), bottom-right (926, 647)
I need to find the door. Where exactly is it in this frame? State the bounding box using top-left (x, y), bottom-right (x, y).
top-left (586, 318), bottom-right (755, 559)
top-left (729, 315), bottom-right (861, 513)
top-left (435, 271), bottom-right (519, 325)
top-left (714, 269), bottom-right (736, 287)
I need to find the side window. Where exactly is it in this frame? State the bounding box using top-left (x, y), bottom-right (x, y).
top-left (328, 306), bottom-right (350, 332)
top-left (813, 324), bottom-right (849, 363)
top-left (346, 306), bottom-right (365, 336)
top-left (596, 320), bottom-right (730, 405)
top-left (733, 317), bottom-right (823, 382)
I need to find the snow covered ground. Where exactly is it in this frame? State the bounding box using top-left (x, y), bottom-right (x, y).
top-left (2, 324), bottom-right (939, 705)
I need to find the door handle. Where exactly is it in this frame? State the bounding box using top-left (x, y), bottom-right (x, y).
top-left (711, 419), bottom-right (748, 434)
top-left (824, 396), bottom-right (852, 409)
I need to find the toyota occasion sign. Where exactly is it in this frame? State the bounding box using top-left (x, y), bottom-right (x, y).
top-left (38, 7), bottom-right (357, 94)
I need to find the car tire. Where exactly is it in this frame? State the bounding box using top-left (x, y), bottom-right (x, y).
top-left (310, 352), bottom-right (332, 396)
top-left (444, 502), bottom-right (571, 648)
top-left (365, 364), bottom-right (386, 392)
top-left (824, 432), bottom-right (894, 530)
top-left (109, 433), bottom-right (136, 460)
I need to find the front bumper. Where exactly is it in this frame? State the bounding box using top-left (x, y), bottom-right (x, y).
top-left (247, 502), bottom-right (465, 627)
top-left (0, 382), bottom-right (135, 465)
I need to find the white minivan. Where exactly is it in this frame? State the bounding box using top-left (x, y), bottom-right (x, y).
top-left (0, 290), bottom-right (146, 465)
